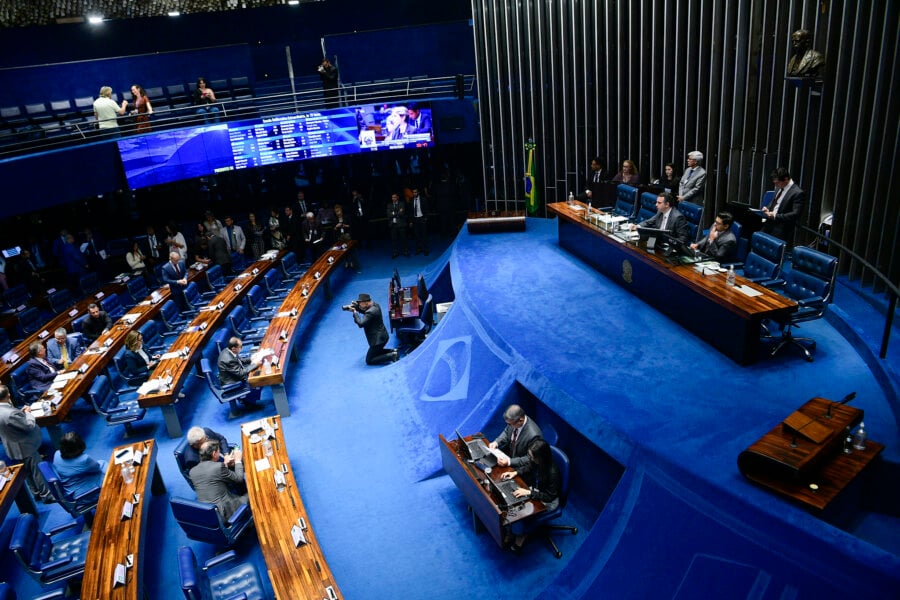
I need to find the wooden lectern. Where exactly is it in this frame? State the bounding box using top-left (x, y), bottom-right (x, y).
top-left (738, 396), bottom-right (883, 511)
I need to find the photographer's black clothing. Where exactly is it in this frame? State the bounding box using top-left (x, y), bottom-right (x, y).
top-left (353, 302), bottom-right (395, 365)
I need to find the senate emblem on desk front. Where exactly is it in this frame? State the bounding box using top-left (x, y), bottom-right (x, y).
top-left (622, 259), bottom-right (633, 284)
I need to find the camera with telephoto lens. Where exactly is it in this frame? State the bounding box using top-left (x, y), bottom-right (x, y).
top-left (341, 300), bottom-right (359, 312)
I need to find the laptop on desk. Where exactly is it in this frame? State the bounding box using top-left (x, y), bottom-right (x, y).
top-left (454, 429), bottom-right (509, 468)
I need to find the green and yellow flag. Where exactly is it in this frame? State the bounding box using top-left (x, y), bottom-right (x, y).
top-left (524, 140), bottom-right (539, 214)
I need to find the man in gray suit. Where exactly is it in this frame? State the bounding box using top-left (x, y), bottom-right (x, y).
top-left (678, 150), bottom-right (707, 204)
top-left (189, 440), bottom-right (247, 520)
top-left (217, 337), bottom-right (262, 404)
top-left (0, 384), bottom-right (53, 502)
top-left (490, 404), bottom-right (543, 469)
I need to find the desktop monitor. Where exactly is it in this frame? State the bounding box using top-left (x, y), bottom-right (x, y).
top-left (455, 429), bottom-right (473, 461)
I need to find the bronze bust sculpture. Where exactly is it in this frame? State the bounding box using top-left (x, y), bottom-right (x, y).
top-left (787, 29), bottom-right (825, 78)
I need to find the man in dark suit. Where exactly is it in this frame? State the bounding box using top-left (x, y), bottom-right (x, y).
top-left (350, 293), bottom-right (398, 365)
top-left (576, 157), bottom-right (608, 203)
top-left (184, 426), bottom-right (232, 474)
top-left (0, 385), bottom-right (53, 502)
top-left (634, 192), bottom-right (691, 244)
top-left (407, 103), bottom-right (432, 134)
top-left (15, 249), bottom-right (46, 295)
top-left (761, 167), bottom-right (806, 246)
top-left (490, 404), bottom-right (543, 469)
top-left (692, 211), bottom-right (738, 261)
top-left (81, 303), bottom-right (112, 343)
top-left (409, 187), bottom-right (429, 255)
top-left (678, 151), bottom-right (707, 204)
top-left (189, 440), bottom-right (247, 520)
top-left (161, 251), bottom-right (189, 311)
top-left (349, 188), bottom-right (370, 247)
top-left (217, 337), bottom-right (262, 403)
top-left (300, 211), bottom-right (324, 263)
top-left (280, 205), bottom-right (300, 256)
top-left (387, 193), bottom-right (408, 258)
top-left (25, 342), bottom-right (57, 393)
top-left (46, 328), bottom-right (83, 370)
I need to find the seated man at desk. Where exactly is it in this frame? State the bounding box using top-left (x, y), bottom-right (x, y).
top-left (489, 404), bottom-right (542, 469)
top-left (52, 431), bottom-right (107, 506)
top-left (691, 211), bottom-right (737, 261)
top-left (218, 337), bottom-right (263, 404)
top-left (81, 303), bottom-right (112, 343)
top-left (190, 440), bottom-right (248, 519)
top-left (26, 341), bottom-right (58, 394)
top-left (184, 426), bottom-right (234, 473)
top-left (46, 327), bottom-right (83, 370)
top-left (632, 192), bottom-right (691, 245)
top-left (501, 438), bottom-right (561, 551)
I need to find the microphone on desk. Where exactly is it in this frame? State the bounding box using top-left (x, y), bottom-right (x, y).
top-left (825, 391), bottom-right (856, 419)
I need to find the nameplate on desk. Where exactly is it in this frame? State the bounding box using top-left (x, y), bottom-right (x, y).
top-left (327, 256), bottom-right (335, 264)
top-left (314, 271), bottom-right (321, 279)
top-left (0, 475), bottom-right (8, 491)
top-left (276, 311), bottom-right (292, 318)
top-left (234, 283), bottom-right (242, 292)
top-left (15, 304), bottom-right (26, 312)
top-left (297, 516), bottom-right (307, 530)
top-left (95, 291), bottom-right (105, 299)
top-left (132, 450), bottom-right (143, 465)
top-left (104, 338), bottom-right (113, 348)
top-left (3, 352), bottom-right (18, 363)
top-left (279, 330), bottom-right (288, 341)
top-left (252, 267), bottom-right (260, 275)
top-left (217, 301), bottom-right (225, 310)
top-left (271, 355), bottom-right (279, 367)
top-left (68, 308), bottom-right (79, 317)
top-left (254, 458), bottom-right (271, 472)
top-left (121, 500), bottom-right (134, 520)
top-left (274, 469), bottom-right (286, 487)
top-left (113, 563), bottom-right (127, 587)
top-left (78, 363), bottom-right (88, 374)
top-left (38, 330), bottom-right (50, 339)
top-left (326, 585), bottom-right (338, 600)
top-left (291, 524), bottom-right (308, 547)
top-left (200, 322), bottom-right (208, 330)
top-left (132, 493), bottom-right (140, 505)
top-left (114, 447), bottom-right (134, 465)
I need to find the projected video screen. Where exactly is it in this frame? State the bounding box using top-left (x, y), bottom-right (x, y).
top-left (118, 102), bottom-right (434, 189)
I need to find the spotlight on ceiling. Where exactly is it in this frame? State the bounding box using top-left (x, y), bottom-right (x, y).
top-left (168, 11), bottom-right (181, 17)
top-left (87, 15), bottom-right (104, 25)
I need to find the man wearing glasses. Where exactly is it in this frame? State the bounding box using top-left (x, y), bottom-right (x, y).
top-left (489, 404), bottom-right (543, 469)
top-left (691, 211), bottom-right (737, 261)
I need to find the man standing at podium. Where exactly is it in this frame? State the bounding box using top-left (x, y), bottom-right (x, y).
top-left (490, 404), bottom-right (542, 469)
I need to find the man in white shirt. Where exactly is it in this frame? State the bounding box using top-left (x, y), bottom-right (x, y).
top-left (92, 86), bottom-right (127, 131)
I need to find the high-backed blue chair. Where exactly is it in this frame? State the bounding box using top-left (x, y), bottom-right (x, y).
top-left (138, 320), bottom-right (167, 354)
top-left (637, 192), bottom-right (657, 222)
top-left (677, 200), bottom-right (704, 241)
top-left (397, 294), bottom-right (435, 347)
top-left (77, 272), bottom-right (101, 297)
top-left (280, 251), bottom-right (304, 279)
top-left (125, 276), bottom-right (150, 305)
top-left (244, 285), bottom-right (276, 321)
top-left (10, 363), bottom-right (41, 406)
top-left (38, 462), bottom-right (99, 525)
top-left (765, 246), bottom-right (838, 361)
top-left (9, 513), bottom-right (90, 588)
top-left (178, 546), bottom-right (265, 600)
top-left (17, 306), bottom-right (43, 337)
top-left (3, 284), bottom-right (30, 311)
top-left (173, 436), bottom-right (195, 489)
top-left (226, 305), bottom-right (266, 343)
top-left (0, 582), bottom-right (15, 599)
top-left (86, 374), bottom-right (146, 435)
top-left (160, 299), bottom-right (190, 333)
top-left (99, 293), bottom-right (125, 320)
top-left (169, 497), bottom-right (253, 547)
top-left (602, 185), bottom-right (640, 220)
top-left (201, 264), bottom-right (227, 299)
top-left (71, 312), bottom-right (90, 335)
top-left (47, 289), bottom-right (75, 314)
top-left (0, 328), bottom-right (12, 355)
top-left (531, 445), bottom-right (578, 558)
top-left (262, 269), bottom-right (289, 300)
top-left (739, 231), bottom-right (786, 286)
top-left (200, 358), bottom-right (255, 417)
top-left (183, 282), bottom-right (207, 311)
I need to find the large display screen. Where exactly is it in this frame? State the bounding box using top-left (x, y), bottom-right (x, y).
top-left (118, 102), bottom-right (433, 189)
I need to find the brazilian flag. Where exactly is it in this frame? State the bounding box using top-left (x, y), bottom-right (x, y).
top-left (524, 141), bottom-right (539, 214)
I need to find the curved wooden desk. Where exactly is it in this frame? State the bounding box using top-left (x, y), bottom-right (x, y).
top-left (80, 439), bottom-right (166, 600)
top-left (138, 252), bottom-right (285, 437)
top-left (248, 243), bottom-right (355, 416)
top-left (0, 463), bottom-right (37, 519)
top-left (241, 416), bottom-right (342, 599)
top-left (0, 281), bottom-right (127, 384)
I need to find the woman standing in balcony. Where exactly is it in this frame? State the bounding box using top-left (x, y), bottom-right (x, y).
top-left (130, 84), bottom-right (153, 133)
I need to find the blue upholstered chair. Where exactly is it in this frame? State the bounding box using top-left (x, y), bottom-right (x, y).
top-left (738, 231), bottom-right (786, 285)
top-left (17, 306), bottom-right (43, 337)
top-left (0, 328), bottom-right (12, 355)
top-left (201, 264), bottom-right (227, 299)
top-left (262, 269), bottom-right (289, 300)
top-left (601, 185), bottom-right (640, 220)
top-left (2, 284), bottom-right (30, 311)
top-left (183, 282), bottom-right (208, 311)
top-left (86, 374), bottom-right (146, 435)
top-left (169, 497), bottom-right (253, 547)
top-left (47, 289), bottom-right (75, 314)
top-left (677, 200), bottom-right (704, 242)
top-left (637, 192), bottom-right (657, 222)
top-left (0, 582), bottom-right (15, 599)
top-left (397, 294), bottom-right (435, 348)
top-left (416, 274), bottom-right (429, 303)
top-left (99, 293), bottom-right (125, 320)
top-left (8, 513), bottom-right (90, 587)
top-left (765, 246), bottom-right (838, 361)
top-left (530, 445), bottom-right (578, 558)
top-left (226, 305), bottom-right (266, 344)
top-left (10, 363), bottom-right (41, 405)
top-left (244, 285), bottom-right (276, 321)
top-left (125, 275), bottom-right (150, 305)
top-left (200, 358), bottom-right (255, 417)
top-left (280, 251), bottom-right (304, 280)
top-left (138, 320), bottom-right (168, 354)
top-left (159, 299), bottom-right (190, 333)
top-left (77, 272), bottom-right (101, 297)
top-left (37, 461), bottom-right (99, 525)
top-left (173, 436), bottom-right (195, 489)
top-left (177, 546), bottom-right (265, 600)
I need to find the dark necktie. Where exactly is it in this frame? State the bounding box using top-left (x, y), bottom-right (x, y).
top-left (510, 427), bottom-right (519, 454)
top-left (684, 168), bottom-right (693, 182)
top-left (174, 263), bottom-right (180, 276)
top-left (593, 172), bottom-right (599, 183)
top-left (770, 188), bottom-right (784, 211)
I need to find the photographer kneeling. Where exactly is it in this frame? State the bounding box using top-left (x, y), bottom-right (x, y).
top-left (346, 293), bottom-right (399, 365)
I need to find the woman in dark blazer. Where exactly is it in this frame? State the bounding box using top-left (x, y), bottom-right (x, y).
top-left (501, 438), bottom-right (561, 551)
top-left (121, 330), bottom-right (158, 383)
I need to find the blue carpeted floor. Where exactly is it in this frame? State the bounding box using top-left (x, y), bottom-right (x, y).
top-left (2, 219), bottom-right (898, 598)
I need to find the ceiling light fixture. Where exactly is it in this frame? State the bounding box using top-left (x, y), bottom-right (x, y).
top-left (87, 15), bottom-right (104, 24)
top-left (168, 11), bottom-right (181, 17)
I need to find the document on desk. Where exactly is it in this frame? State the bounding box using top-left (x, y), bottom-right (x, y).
top-left (55, 371), bottom-right (79, 381)
top-left (159, 351), bottom-right (182, 360)
top-left (254, 458), bottom-right (271, 472)
top-left (736, 284), bottom-right (763, 297)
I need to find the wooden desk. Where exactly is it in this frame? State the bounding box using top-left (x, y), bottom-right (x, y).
top-left (138, 252), bottom-right (284, 437)
top-left (549, 201), bottom-right (797, 364)
top-left (738, 397), bottom-right (884, 511)
top-left (0, 281), bottom-right (127, 384)
top-left (241, 416), bottom-right (342, 599)
top-left (0, 464), bottom-right (37, 520)
top-left (439, 434), bottom-right (544, 548)
top-left (248, 244), bottom-right (353, 416)
top-left (80, 439), bottom-right (166, 600)
top-left (34, 272), bottom-right (202, 447)
top-left (388, 285), bottom-right (419, 331)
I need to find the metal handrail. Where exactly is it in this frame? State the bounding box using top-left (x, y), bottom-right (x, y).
top-left (0, 74), bottom-right (476, 159)
top-left (798, 223), bottom-right (898, 359)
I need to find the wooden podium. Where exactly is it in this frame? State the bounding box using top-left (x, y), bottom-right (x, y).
top-left (738, 397), bottom-right (883, 511)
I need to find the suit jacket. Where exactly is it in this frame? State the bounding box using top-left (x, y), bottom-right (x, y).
top-left (492, 417), bottom-right (543, 469)
top-left (0, 402), bottom-right (42, 460)
top-left (301, 219), bottom-right (322, 243)
top-left (183, 428), bottom-right (229, 474)
top-left (696, 229), bottom-right (737, 261)
top-left (221, 225), bottom-right (246, 253)
top-left (189, 460), bottom-right (248, 520)
top-left (122, 349), bottom-right (152, 381)
top-left (409, 194), bottom-right (428, 219)
top-left (81, 311), bottom-right (112, 342)
top-left (577, 170), bottom-right (608, 203)
top-left (639, 208), bottom-right (692, 244)
top-left (161, 260), bottom-right (187, 291)
top-left (26, 357), bottom-right (57, 392)
top-left (354, 303), bottom-right (389, 348)
top-left (762, 184), bottom-right (805, 244)
top-left (386, 201), bottom-right (407, 229)
top-left (218, 348), bottom-right (252, 387)
top-left (46, 336), bottom-right (82, 369)
top-left (408, 112), bottom-right (432, 134)
top-left (678, 166), bottom-right (707, 203)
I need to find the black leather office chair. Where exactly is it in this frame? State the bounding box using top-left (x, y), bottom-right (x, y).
top-left (764, 246), bottom-right (838, 361)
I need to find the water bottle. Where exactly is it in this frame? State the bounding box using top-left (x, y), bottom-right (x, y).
top-left (852, 421), bottom-right (867, 451)
top-left (726, 265), bottom-right (736, 287)
top-left (586, 202), bottom-right (592, 220)
top-left (567, 192), bottom-right (575, 206)
top-left (263, 359), bottom-right (272, 375)
top-left (262, 438), bottom-right (273, 457)
top-left (843, 435), bottom-right (853, 455)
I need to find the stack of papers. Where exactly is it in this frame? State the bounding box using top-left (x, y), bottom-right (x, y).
top-left (122, 313), bottom-right (142, 325)
top-left (137, 379), bottom-right (162, 395)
